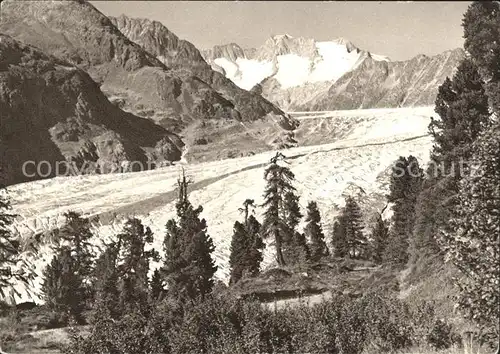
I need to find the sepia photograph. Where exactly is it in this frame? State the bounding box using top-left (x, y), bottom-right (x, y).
top-left (0, 0), bottom-right (498, 353)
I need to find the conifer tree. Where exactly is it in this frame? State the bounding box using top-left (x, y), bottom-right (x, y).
top-left (342, 196), bottom-right (366, 258)
top-left (417, 57), bottom-right (492, 261)
top-left (370, 214), bottom-right (389, 264)
top-left (116, 218), bottom-right (158, 313)
top-left (150, 268), bottom-right (164, 302)
top-left (246, 214), bottom-right (265, 276)
top-left (463, 1), bottom-right (500, 115)
top-left (331, 217), bottom-right (348, 258)
top-left (90, 242), bottom-right (120, 322)
top-left (262, 153), bottom-right (297, 266)
top-left (440, 124), bottom-right (500, 330)
top-left (384, 156), bottom-right (423, 265)
top-left (0, 178), bottom-right (24, 297)
top-left (229, 221), bottom-right (250, 284)
top-left (54, 211), bottom-right (95, 306)
top-left (429, 58), bottom-right (491, 175)
top-left (42, 247), bottom-right (85, 323)
top-left (282, 191), bottom-right (309, 265)
top-left (304, 201), bottom-right (329, 262)
top-left (162, 171), bottom-right (217, 300)
top-left (42, 211), bottom-right (96, 323)
top-left (229, 200), bottom-right (264, 284)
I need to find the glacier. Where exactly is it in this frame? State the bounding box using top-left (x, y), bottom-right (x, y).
top-left (6, 106), bottom-right (435, 302)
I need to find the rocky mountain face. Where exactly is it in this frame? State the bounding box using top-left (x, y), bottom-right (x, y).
top-left (109, 15), bottom-right (289, 126)
top-left (202, 35), bottom-right (463, 111)
top-left (0, 34), bottom-right (183, 186)
top-left (0, 0), bottom-right (292, 130)
top-left (283, 48), bottom-right (465, 111)
top-left (202, 35), bottom-right (389, 92)
top-left (0, 0), bottom-right (296, 185)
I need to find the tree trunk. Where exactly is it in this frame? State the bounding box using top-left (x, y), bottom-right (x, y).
top-left (275, 230), bottom-right (286, 266)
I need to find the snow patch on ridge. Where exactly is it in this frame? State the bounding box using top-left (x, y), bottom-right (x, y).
top-left (209, 37), bottom-right (389, 90)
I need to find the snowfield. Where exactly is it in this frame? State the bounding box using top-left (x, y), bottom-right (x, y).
top-left (6, 107), bottom-right (435, 302)
top-left (211, 38), bottom-right (388, 90)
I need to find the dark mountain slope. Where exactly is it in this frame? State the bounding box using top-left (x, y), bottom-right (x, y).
top-left (0, 34), bottom-right (182, 185)
top-left (108, 15), bottom-right (290, 125)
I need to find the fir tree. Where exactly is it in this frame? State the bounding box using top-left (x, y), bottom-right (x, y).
top-left (42, 247), bottom-right (85, 324)
top-left (342, 196), bottom-right (367, 259)
top-left (463, 1), bottom-right (500, 115)
top-left (229, 221), bottom-right (250, 285)
top-left (304, 201), bottom-right (329, 262)
top-left (282, 191), bottom-right (309, 265)
top-left (54, 211), bottom-right (95, 306)
top-left (417, 58), bottom-right (491, 261)
top-left (150, 268), bottom-right (164, 302)
top-left (90, 242), bottom-right (120, 322)
top-left (116, 218), bottom-right (158, 314)
top-left (246, 214), bottom-right (265, 276)
top-left (162, 171), bottom-right (217, 300)
top-left (370, 214), bottom-right (389, 264)
top-left (384, 156), bottom-right (423, 265)
top-left (229, 201), bottom-right (264, 284)
top-left (262, 153), bottom-right (297, 266)
top-left (429, 58), bottom-right (491, 175)
top-left (0, 178), bottom-right (23, 297)
top-left (331, 217), bottom-right (348, 258)
top-left (439, 125), bottom-right (500, 331)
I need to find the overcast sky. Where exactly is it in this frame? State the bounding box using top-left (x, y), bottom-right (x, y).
top-left (92, 1), bottom-right (471, 61)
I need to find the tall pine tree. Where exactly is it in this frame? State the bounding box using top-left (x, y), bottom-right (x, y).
top-left (440, 125), bottom-right (499, 331)
top-left (384, 156), bottom-right (423, 265)
top-left (282, 191), bottom-right (309, 265)
top-left (116, 218), bottom-right (158, 315)
top-left (54, 211), bottom-right (95, 284)
top-left (463, 1), bottom-right (500, 116)
top-left (331, 217), bottom-right (348, 258)
top-left (429, 58), bottom-right (490, 174)
top-left (229, 221), bottom-right (250, 285)
top-left (304, 201), bottom-right (329, 262)
top-left (42, 247), bottom-right (85, 324)
top-left (370, 213), bottom-right (389, 264)
top-left (90, 241), bottom-right (120, 322)
top-left (414, 58), bottom-right (491, 261)
top-left (262, 153), bottom-right (296, 266)
top-left (229, 200), bottom-right (264, 284)
top-left (342, 196), bottom-right (367, 259)
top-left (150, 268), bottom-right (164, 302)
top-left (161, 171), bottom-right (217, 300)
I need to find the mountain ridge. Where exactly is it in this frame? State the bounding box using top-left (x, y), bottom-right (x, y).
top-left (0, 0), bottom-right (297, 184)
top-left (0, 34), bottom-right (183, 186)
top-left (0, 0), bottom-right (293, 129)
top-left (202, 35), bottom-right (463, 110)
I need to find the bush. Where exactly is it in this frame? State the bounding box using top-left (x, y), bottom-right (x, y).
top-left (66, 292), bottom-right (456, 354)
top-left (426, 319), bottom-right (460, 350)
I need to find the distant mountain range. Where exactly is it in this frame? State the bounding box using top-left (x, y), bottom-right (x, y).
top-left (202, 35), bottom-right (464, 111)
top-left (0, 0), bottom-right (295, 185)
top-left (0, 0), bottom-right (463, 185)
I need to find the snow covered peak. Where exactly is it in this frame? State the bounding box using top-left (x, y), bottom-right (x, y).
top-left (332, 37), bottom-right (359, 53)
top-left (202, 36), bottom-right (391, 90)
top-left (202, 42), bottom-right (248, 62)
top-left (271, 33), bottom-right (294, 40)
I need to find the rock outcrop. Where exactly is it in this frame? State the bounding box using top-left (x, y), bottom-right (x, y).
top-left (0, 0), bottom-right (291, 131)
top-left (109, 15), bottom-right (288, 124)
top-left (202, 34), bottom-right (463, 111)
top-left (0, 34), bottom-right (182, 185)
